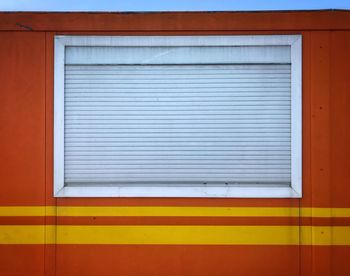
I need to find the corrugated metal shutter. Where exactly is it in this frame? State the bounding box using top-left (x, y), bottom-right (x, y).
top-left (64, 64), bottom-right (291, 185)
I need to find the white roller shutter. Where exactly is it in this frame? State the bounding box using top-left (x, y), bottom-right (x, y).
top-left (64, 63), bottom-right (291, 186)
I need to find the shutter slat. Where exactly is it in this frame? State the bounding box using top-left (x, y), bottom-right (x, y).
top-left (65, 159), bottom-right (291, 164)
top-left (65, 64), bottom-right (291, 71)
top-left (65, 87), bottom-right (291, 92)
top-left (65, 150), bottom-right (290, 156)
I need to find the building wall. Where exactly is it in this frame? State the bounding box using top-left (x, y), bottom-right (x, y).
top-left (0, 11), bottom-right (349, 276)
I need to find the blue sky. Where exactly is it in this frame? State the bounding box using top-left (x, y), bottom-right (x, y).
top-left (1, 0), bottom-right (350, 12)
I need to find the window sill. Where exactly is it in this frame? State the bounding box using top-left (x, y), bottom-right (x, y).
top-left (54, 185), bottom-right (302, 198)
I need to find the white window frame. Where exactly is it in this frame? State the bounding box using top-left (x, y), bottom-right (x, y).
top-left (54, 35), bottom-right (302, 198)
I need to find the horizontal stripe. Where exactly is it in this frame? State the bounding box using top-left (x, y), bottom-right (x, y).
top-left (1, 216), bottom-right (350, 227)
top-left (0, 207), bottom-right (350, 218)
top-left (0, 225), bottom-right (349, 245)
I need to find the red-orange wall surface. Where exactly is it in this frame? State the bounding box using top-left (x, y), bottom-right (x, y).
top-left (0, 11), bottom-right (350, 276)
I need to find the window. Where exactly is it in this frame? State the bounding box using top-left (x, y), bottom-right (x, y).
top-left (54, 35), bottom-right (302, 197)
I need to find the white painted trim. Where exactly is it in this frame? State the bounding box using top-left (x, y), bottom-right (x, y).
top-left (55, 35), bottom-right (300, 47)
top-left (53, 34), bottom-right (302, 198)
top-left (55, 186), bottom-right (301, 198)
top-left (290, 35), bottom-right (303, 197)
top-left (54, 37), bottom-right (65, 196)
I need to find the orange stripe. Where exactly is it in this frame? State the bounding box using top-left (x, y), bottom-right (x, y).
top-left (1, 216), bottom-right (350, 226)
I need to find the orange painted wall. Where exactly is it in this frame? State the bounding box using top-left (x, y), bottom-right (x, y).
top-left (0, 11), bottom-right (350, 276)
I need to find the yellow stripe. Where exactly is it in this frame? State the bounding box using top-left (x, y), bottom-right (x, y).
top-left (56, 206), bottom-right (300, 217)
top-left (0, 206), bottom-right (350, 218)
top-left (0, 225), bottom-right (349, 245)
top-left (0, 206), bottom-right (52, 216)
